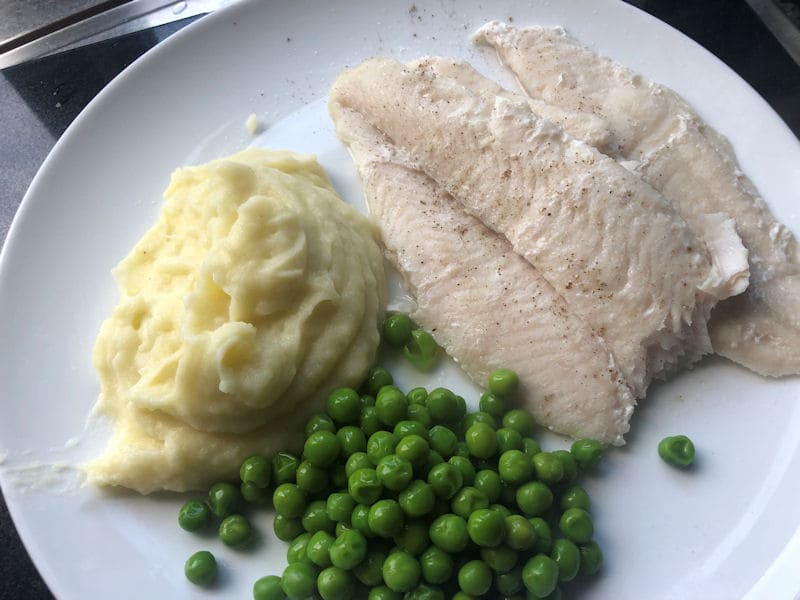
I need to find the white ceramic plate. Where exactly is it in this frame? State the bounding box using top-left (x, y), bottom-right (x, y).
top-left (2, 1), bottom-right (800, 598)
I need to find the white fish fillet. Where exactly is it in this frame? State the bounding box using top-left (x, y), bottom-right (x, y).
top-left (330, 104), bottom-right (635, 444)
top-left (476, 22), bottom-right (799, 376)
top-left (330, 57), bottom-right (725, 397)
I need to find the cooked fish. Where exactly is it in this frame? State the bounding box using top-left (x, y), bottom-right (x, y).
top-left (330, 104), bottom-right (635, 443)
top-left (476, 22), bottom-right (799, 376)
top-left (330, 57), bottom-right (728, 396)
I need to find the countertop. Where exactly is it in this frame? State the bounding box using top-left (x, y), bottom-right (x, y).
top-left (0, 1), bottom-right (798, 598)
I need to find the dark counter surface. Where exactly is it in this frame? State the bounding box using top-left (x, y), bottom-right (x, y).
top-left (1, 1), bottom-right (798, 598)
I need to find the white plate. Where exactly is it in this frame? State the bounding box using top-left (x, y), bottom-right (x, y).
top-left (2, 0), bottom-right (800, 598)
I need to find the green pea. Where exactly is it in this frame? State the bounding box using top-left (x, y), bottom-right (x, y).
top-left (376, 454), bottom-right (414, 492)
top-left (296, 460), bottom-right (329, 494)
top-left (479, 392), bottom-right (506, 419)
top-left (488, 368), bottom-right (519, 397)
top-left (368, 585), bottom-right (403, 600)
top-left (184, 550), bottom-right (216, 586)
top-left (522, 554), bottom-right (558, 598)
top-left (552, 450), bottom-right (577, 483)
top-left (305, 413), bottom-right (336, 438)
top-left (505, 514), bottom-right (536, 551)
top-left (394, 521), bottom-right (430, 556)
top-left (327, 492), bottom-right (356, 523)
top-left (399, 480), bottom-right (436, 518)
top-left (451, 593), bottom-right (474, 600)
top-left (351, 504), bottom-right (374, 538)
top-left (348, 468), bottom-right (383, 505)
top-left (404, 583), bottom-right (445, 600)
top-left (579, 541), bottom-right (603, 576)
top-left (253, 574), bottom-right (284, 600)
top-left (281, 562), bottom-right (318, 600)
top-left (658, 434), bottom-right (695, 468)
top-left (219, 514), bottom-right (252, 547)
top-left (448, 456), bottom-right (476, 486)
top-left (502, 409), bottom-right (534, 436)
top-left (426, 462), bottom-right (463, 500)
top-left (407, 404), bottom-right (432, 428)
top-left (497, 450), bottom-right (532, 486)
top-left (327, 388), bottom-right (361, 424)
top-left (396, 435), bottom-right (430, 465)
top-left (559, 508), bottom-right (594, 544)
top-left (208, 482), bottom-right (240, 518)
top-left (287, 532), bottom-right (313, 564)
top-left (465, 423), bottom-right (498, 459)
top-left (330, 529), bottom-right (368, 570)
top-left (369, 499), bottom-right (405, 537)
top-left (360, 406), bottom-right (383, 437)
top-left (240, 455), bottom-right (271, 488)
top-left (241, 481), bottom-right (271, 506)
top-left (302, 500), bottom-right (335, 534)
top-left (337, 426), bottom-right (367, 457)
top-left (375, 386), bottom-right (408, 428)
top-left (178, 499), bottom-right (211, 532)
top-left (420, 545), bottom-right (453, 584)
top-left (467, 508), bottom-right (506, 547)
top-left (403, 329), bottom-right (440, 371)
top-left (473, 469), bottom-right (502, 502)
top-left (458, 559), bottom-right (492, 596)
top-left (345, 452), bottom-right (373, 477)
top-left (274, 483), bottom-right (306, 518)
top-left (308, 531), bottom-right (335, 567)
top-left (529, 517), bottom-right (553, 555)
top-left (383, 313), bottom-right (414, 348)
top-left (532, 452), bottom-right (564, 484)
top-left (453, 442), bottom-right (470, 458)
top-left (495, 565), bottom-right (523, 595)
top-left (464, 411), bottom-right (497, 430)
top-left (362, 366), bottom-right (394, 397)
top-left (335, 521), bottom-right (353, 537)
top-left (426, 425), bottom-right (456, 458)
top-left (407, 387), bottom-right (428, 405)
top-left (489, 503), bottom-right (512, 519)
top-left (274, 514), bottom-right (305, 542)
top-left (382, 551), bottom-right (421, 592)
top-left (560, 485), bottom-right (591, 511)
top-left (272, 452), bottom-right (300, 485)
top-left (394, 420), bottom-right (428, 440)
top-left (426, 389), bottom-right (461, 424)
top-left (318, 566), bottom-right (354, 600)
top-left (496, 428), bottom-right (524, 454)
top-left (551, 538), bottom-right (580, 582)
top-left (354, 551), bottom-right (386, 586)
top-left (429, 513), bottom-right (469, 553)
top-left (361, 394), bottom-right (376, 407)
top-left (522, 437), bottom-right (542, 458)
top-left (451, 486), bottom-right (489, 519)
top-left (367, 431), bottom-right (399, 466)
top-left (480, 546), bottom-right (518, 573)
top-left (516, 482), bottom-right (553, 516)
top-left (570, 439), bottom-right (603, 470)
top-left (304, 430), bottom-right (341, 468)
top-left (416, 450), bottom-right (444, 480)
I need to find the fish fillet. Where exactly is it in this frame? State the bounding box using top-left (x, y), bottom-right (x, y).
top-left (330, 57), bottom-right (726, 397)
top-left (476, 22), bottom-right (799, 376)
top-left (330, 104), bottom-right (635, 444)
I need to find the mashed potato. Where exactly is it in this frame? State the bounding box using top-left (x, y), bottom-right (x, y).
top-left (86, 149), bottom-right (386, 493)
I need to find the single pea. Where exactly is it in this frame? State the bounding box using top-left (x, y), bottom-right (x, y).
top-left (495, 565), bottom-right (523, 595)
top-left (451, 486), bottom-right (489, 519)
top-left (489, 503), bottom-right (513, 519)
top-left (552, 450), bottom-right (577, 483)
top-left (399, 480), bottom-right (436, 518)
top-left (416, 450), bottom-right (445, 480)
top-left (560, 485), bottom-right (591, 511)
top-left (427, 425), bottom-right (457, 458)
top-left (383, 313), bottom-right (414, 348)
top-left (362, 366), bottom-right (394, 397)
top-left (178, 499), bottom-right (211, 532)
top-left (502, 409), bottom-right (534, 436)
top-left (522, 437), bottom-right (542, 458)
top-left (464, 411), bottom-right (497, 430)
top-left (497, 450), bottom-right (532, 485)
top-left (335, 521), bottom-right (353, 537)
top-left (330, 529), bottom-right (368, 569)
top-left (253, 574), bottom-right (284, 600)
top-left (367, 431), bottom-right (399, 466)
top-left (451, 593), bottom-right (474, 600)
top-left (427, 462), bottom-right (463, 500)
top-left (532, 452), bottom-right (564, 485)
top-left (658, 434), bottom-right (695, 468)
top-left (296, 460), bottom-right (330, 494)
top-left (360, 406), bottom-right (383, 437)
top-left (317, 566), bottom-right (354, 600)
top-left (579, 541), bottom-right (603, 576)
top-left (240, 455), bottom-right (271, 488)
top-left (273, 483), bottom-right (306, 518)
top-left (337, 426), bottom-right (368, 457)
top-left (354, 551), bottom-right (386, 586)
top-left (467, 508), bottom-right (506, 547)
top-left (505, 514), bottom-right (537, 551)
top-left (219, 514), bottom-right (252, 547)
top-left (407, 387), bottom-right (428, 405)
top-left (272, 452), bottom-right (300, 485)
top-left (304, 430), bottom-right (340, 468)
top-left (184, 550), bottom-right (216, 586)
top-left (522, 554), bottom-right (559, 598)
top-left (488, 368), bottom-right (519, 397)
top-left (404, 583), bottom-right (445, 600)
top-left (281, 562), bottom-right (318, 600)
top-left (551, 538), bottom-right (580, 582)
top-left (559, 508), bottom-right (594, 544)
top-left (396, 435), bottom-right (430, 465)
top-left (458, 560), bottom-right (493, 596)
top-left (480, 546), bottom-right (518, 573)
top-left (287, 531), bottom-right (313, 564)
top-left (327, 387), bottom-right (362, 424)
top-left (529, 517), bottom-right (553, 555)
top-left (208, 482), bottom-right (240, 519)
top-left (465, 423), bottom-right (498, 459)
top-left (348, 468), bottom-right (383, 505)
top-left (403, 329), bottom-right (440, 371)
top-left (407, 404), bottom-right (432, 428)
top-left (241, 481), bottom-right (271, 506)
top-left (516, 482), bottom-right (553, 516)
top-left (429, 513), bottom-right (469, 553)
top-left (369, 499), bottom-right (405, 538)
top-left (419, 545), bottom-right (454, 584)
top-left (346, 452), bottom-right (373, 478)
top-left (448, 456), bottom-right (476, 486)
top-left (376, 386), bottom-right (408, 428)
top-left (302, 500), bottom-right (336, 534)
top-left (307, 531), bottom-right (336, 568)
top-left (570, 439), bottom-right (603, 470)
top-left (376, 454), bottom-right (414, 492)
top-left (496, 427), bottom-right (524, 454)
top-left (368, 586), bottom-right (403, 600)
top-left (382, 551), bottom-right (421, 592)
top-left (394, 420), bottom-right (428, 440)
top-left (351, 504), bottom-right (374, 538)
top-left (327, 492), bottom-right (357, 523)
top-left (274, 514), bottom-right (305, 542)
top-left (474, 469), bottom-right (503, 502)
top-left (426, 389), bottom-right (460, 424)
top-left (394, 521), bottom-right (430, 556)
top-left (305, 413), bottom-right (336, 438)
top-left (479, 392), bottom-right (506, 419)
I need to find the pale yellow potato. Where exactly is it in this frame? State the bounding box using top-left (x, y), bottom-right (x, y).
top-left (86, 149), bottom-right (386, 493)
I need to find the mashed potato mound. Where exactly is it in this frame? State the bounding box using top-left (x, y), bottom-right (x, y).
top-left (86, 149), bottom-right (386, 493)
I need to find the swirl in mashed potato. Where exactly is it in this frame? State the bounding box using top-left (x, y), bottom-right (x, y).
top-left (86, 149), bottom-right (386, 493)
